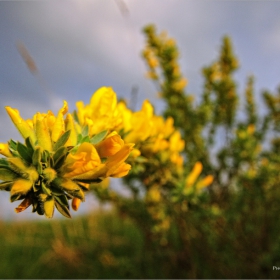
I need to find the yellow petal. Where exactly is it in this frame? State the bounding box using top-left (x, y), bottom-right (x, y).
top-left (51, 101), bottom-right (67, 142)
top-left (34, 113), bottom-right (53, 151)
top-left (105, 144), bottom-right (134, 177)
top-left (141, 100), bottom-right (153, 118)
top-left (11, 179), bottom-right (33, 197)
top-left (0, 143), bottom-right (13, 157)
top-left (72, 197), bottom-right (81, 211)
top-left (185, 162), bottom-right (203, 189)
top-left (69, 163), bottom-right (107, 181)
top-left (89, 87), bottom-right (117, 115)
top-left (146, 186), bottom-right (161, 203)
top-left (8, 157), bottom-right (29, 172)
top-left (44, 197), bottom-right (55, 218)
top-left (5, 106), bottom-right (36, 143)
top-left (170, 131), bottom-right (185, 152)
top-left (60, 100), bottom-right (68, 115)
top-left (130, 148), bottom-right (141, 158)
top-left (65, 114), bottom-right (77, 146)
top-left (108, 162), bottom-right (131, 178)
top-left (106, 143), bottom-right (134, 170)
top-left (63, 143), bottom-right (101, 178)
top-left (96, 133), bottom-right (124, 158)
top-left (124, 111), bottom-right (152, 143)
top-left (196, 175), bottom-right (214, 190)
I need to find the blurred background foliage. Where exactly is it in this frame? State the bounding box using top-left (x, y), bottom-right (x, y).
top-left (2, 24), bottom-right (280, 279)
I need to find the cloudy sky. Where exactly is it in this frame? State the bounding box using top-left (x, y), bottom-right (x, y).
top-left (0, 0), bottom-right (280, 220)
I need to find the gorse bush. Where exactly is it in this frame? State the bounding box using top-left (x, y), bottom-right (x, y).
top-left (1, 24), bottom-right (280, 278)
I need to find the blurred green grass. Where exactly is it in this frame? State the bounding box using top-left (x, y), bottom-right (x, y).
top-left (0, 210), bottom-right (149, 279)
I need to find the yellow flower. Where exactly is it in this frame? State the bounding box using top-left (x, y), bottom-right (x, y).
top-left (184, 162), bottom-right (214, 194)
top-left (63, 142), bottom-right (101, 178)
top-left (2, 92), bottom-right (133, 218)
top-left (146, 186), bottom-right (161, 203)
top-left (68, 143), bottom-right (134, 181)
top-left (124, 101), bottom-right (153, 143)
top-left (196, 175), bottom-right (214, 190)
top-left (72, 197), bottom-right (81, 211)
top-left (95, 132), bottom-right (124, 158)
top-left (173, 78), bottom-right (188, 91)
top-left (75, 87), bottom-right (122, 135)
top-left (170, 153), bottom-right (184, 168)
top-left (150, 116), bottom-right (174, 138)
top-left (129, 148), bottom-right (141, 158)
top-left (6, 101), bottom-right (75, 153)
top-left (147, 56), bottom-right (158, 69)
top-left (89, 87), bottom-right (117, 118)
top-left (247, 124), bottom-right (255, 135)
top-left (169, 131), bottom-right (185, 153)
top-left (116, 101), bottom-right (133, 133)
top-left (145, 134), bottom-right (168, 153)
top-left (185, 162), bottom-right (203, 190)
top-left (108, 162), bottom-right (131, 178)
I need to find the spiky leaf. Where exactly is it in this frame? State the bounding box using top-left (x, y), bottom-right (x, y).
top-left (54, 193), bottom-right (69, 206)
top-left (32, 147), bottom-right (42, 167)
top-left (17, 142), bottom-right (32, 163)
top-left (81, 135), bottom-right (90, 143)
top-left (8, 140), bottom-right (18, 156)
top-left (77, 133), bottom-right (83, 144)
top-left (0, 181), bottom-right (14, 191)
top-left (36, 201), bottom-right (44, 215)
top-left (0, 167), bottom-right (19, 181)
top-left (33, 182), bottom-right (40, 192)
top-left (42, 181), bottom-right (52, 196)
top-left (81, 125), bottom-right (89, 136)
top-left (75, 177), bottom-right (103, 184)
top-left (54, 154), bottom-right (67, 170)
top-left (54, 130), bottom-right (71, 151)
top-left (90, 130), bottom-right (108, 145)
top-left (53, 146), bottom-right (68, 168)
top-left (0, 158), bottom-right (9, 167)
top-left (73, 110), bottom-right (79, 123)
top-left (55, 200), bottom-right (71, 218)
top-left (66, 187), bottom-right (85, 201)
top-left (50, 184), bottom-right (64, 196)
top-left (32, 201), bottom-right (38, 213)
top-left (25, 137), bottom-right (34, 151)
top-left (41, 150), bottom-right (50, 163)
top-left (10, 193), bottom-right (23, 202)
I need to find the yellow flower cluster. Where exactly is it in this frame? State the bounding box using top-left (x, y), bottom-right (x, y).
top-left (0, 99), bottom-right (134, 218)
top-left (0, 86), bottom-right (211, 220)
top-left (75, 87), bottom-right (185, 168)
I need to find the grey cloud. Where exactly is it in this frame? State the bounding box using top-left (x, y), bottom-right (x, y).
top-left (1, 0), bottom-right (280, 219)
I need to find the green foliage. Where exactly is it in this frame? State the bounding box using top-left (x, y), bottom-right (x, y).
top-left (91, 24), bottom-right (280, 278)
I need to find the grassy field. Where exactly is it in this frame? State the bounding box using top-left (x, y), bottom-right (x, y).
top-left (0, 210), bottom-right (153, 279)
top-left (2, 206), bottom-right (280, 279)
